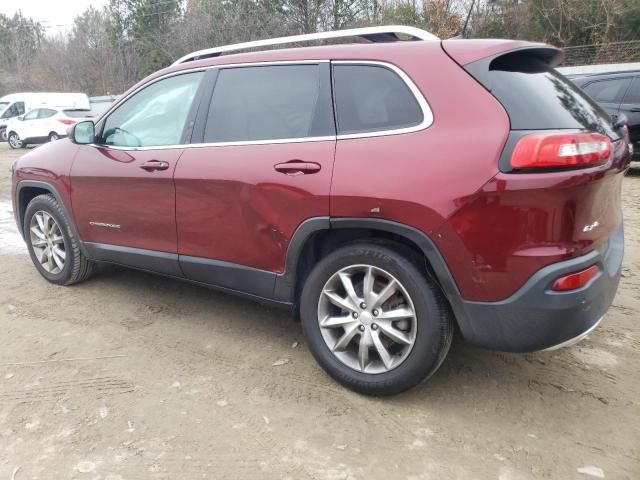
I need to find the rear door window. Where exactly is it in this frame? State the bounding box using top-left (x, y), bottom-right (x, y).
top-left (332, 64), bottom-right (423, 135)
top-left (583, 78), bottom-right (631, 103)
top-left (203, 64), bottom-right (333, 143)
top-left (38, 108), bottom-right (57, 119)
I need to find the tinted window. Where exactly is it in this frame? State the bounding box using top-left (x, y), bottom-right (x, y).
top-left (584, 78), bottom-right (631, 103)
top-left (333, 65), bottom-right (423, 135)
top-left (622, 78), bottom-right (640, 104)
top-left (102, 72), bottom-right (203, 147)
top-left (38, 108), bottom-right (57, 119)
top-left (23, 109), bottom-right (39, 120)
top-left (204, 65), bottom-right (332, 143)
top-left (467, 52), bottom-right (616, 137)
top-left (15, 102), bottom-right (24, 115)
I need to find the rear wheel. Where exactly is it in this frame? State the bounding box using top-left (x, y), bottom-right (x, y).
top-left (8, 131), bottom-right (23, 149)
top-left (49, 132), bottom-right (60, 142)
top-left (300, 243), bottom-right (454, 395)
top-left (24, 194), bottom-right (94, 285)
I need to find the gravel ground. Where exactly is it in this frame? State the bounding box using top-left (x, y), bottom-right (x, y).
top-left (0, 143), bottom-right (638, 480)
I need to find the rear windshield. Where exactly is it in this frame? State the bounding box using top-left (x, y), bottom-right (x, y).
top-left (466, 51), bottom-right (617, 138)
top-left (63, 109), bottom-right (93, 118)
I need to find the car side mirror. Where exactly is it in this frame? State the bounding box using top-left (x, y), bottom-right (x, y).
top-left (70, 120), bottom-right (95, 145)
top-left (17, 115), bottom-right (24, 121)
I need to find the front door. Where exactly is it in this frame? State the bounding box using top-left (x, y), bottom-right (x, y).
top-left (18, 108), bottom-right (41, 140)
top-left (71, 71), bottom-right (205, 273)
top-left (174, 63), bottom-right (336, 296)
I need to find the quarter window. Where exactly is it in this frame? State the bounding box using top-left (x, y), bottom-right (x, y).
top-left (333, 64), bottom-right (423, 135)
top-left (102, 71), bottom-right (204, 147)
top-left (204, 64), bottom-right (333, 143)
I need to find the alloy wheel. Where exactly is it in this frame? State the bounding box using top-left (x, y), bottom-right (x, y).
top-left (317, 264), bottom-right (417, 374)
top-left (8, 133), bottom-right (22, 149)
top-left (29, 210), bottom-right (66, 274)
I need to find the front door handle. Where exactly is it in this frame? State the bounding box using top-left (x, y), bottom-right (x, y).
top-left (274, 160), bottom-right (321, 175)
top-left (140, 160), bottom-right (170, 172)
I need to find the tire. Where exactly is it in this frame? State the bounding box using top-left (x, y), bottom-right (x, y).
top-left (23, 194), bottom-right (94, 285)
top-left (49, 132), bottom-right (60, 142)
top-left (300, 243), bottom-right (454, 395)
top-left (0, 128), bottom-right (7, 142)
top-left (8, 131), bottom-right (24, 149)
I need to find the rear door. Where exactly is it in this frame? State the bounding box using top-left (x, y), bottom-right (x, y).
top-left (70, 71), bottom-right (205, 274)
top-left (619, 76), bottom-right (640, 156)
top-left (582, 77), bottom-right (632, 116)
top-left (174, 62), bottom-right (335, 297)
top-left (36, 108), bottom-right (59, 138)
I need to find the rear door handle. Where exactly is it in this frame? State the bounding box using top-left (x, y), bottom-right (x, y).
top-left (140, 160), bottom-right (170, 172)
top-left (274, 160), bottom-right (321, 175)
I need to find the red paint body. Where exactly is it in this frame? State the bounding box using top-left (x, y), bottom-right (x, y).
top-left (11, 38), bottom-right (630, 304)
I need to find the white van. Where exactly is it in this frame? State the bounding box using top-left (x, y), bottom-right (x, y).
top-left (0, 92), bottom-right (90, 141)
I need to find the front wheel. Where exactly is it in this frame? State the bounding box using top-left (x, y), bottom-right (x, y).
top-left (300, 243), bottom-right (454, 395)
top-left (24, 194), bottom-right (94, 285)
top-left (8, 131), bottom-right (24, 149)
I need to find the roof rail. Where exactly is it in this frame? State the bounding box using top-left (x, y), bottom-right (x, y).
top-left (172, 25), bottom-right (439, 65)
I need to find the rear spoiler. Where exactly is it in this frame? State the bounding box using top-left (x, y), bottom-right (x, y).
top-left (442, 39), bottom-right (563, 67)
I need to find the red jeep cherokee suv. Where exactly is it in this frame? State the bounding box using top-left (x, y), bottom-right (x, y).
top-left (11, 27), bottom-right (629, 395)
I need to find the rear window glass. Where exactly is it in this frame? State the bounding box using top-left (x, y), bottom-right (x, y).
top-left (467, 52), bottom-right (616, 137)
top-left (333, 64), bottom-right (423, 135)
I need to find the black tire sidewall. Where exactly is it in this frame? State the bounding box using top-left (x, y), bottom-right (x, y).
top-left (301, 244), bottom-right (448, 395)
top-left (23, 196), bottom-right (76, 284)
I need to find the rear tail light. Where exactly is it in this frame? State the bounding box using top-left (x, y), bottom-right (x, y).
top-left (58, 119), bottom-right (76, 125)
top-left (551, 265), bottom-right (600, 292)
top-left (511, 132), bottom-right (612, 170)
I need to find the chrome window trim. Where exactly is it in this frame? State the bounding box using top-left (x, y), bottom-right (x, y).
top-left (92, 59), bottom-right (432, 151)
top-left (332, 60), bottom-right (433, 140)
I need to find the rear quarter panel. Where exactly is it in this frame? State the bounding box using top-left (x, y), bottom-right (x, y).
top-left (330, 42), bottom-right (510, 237)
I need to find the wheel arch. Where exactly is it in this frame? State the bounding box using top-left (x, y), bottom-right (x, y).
top-left (15, 181), bottom-right (83, 251)
top-left (275, 217), bottom-right (469, 329)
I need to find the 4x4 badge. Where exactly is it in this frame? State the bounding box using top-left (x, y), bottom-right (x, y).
top-left (583, 221), bottom-right (600, 233)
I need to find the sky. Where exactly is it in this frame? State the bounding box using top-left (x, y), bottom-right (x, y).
top-left (0, 0), bottom-right (107, 35)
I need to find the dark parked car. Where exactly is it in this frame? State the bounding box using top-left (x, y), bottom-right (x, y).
top-left (573, 70), bottom-right (639, 162)
top-left (11, 27), bottom-right (631, 395)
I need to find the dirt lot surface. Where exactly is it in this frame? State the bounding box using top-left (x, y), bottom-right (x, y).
top-left (0, 143), bottom-right (638, 480)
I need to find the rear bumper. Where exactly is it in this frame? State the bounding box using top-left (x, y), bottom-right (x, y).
top-left (456, 222), bottom-right (623, 352)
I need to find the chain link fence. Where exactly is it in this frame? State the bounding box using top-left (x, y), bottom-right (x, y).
top-left (563, 40), bottom-right (640, 66)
